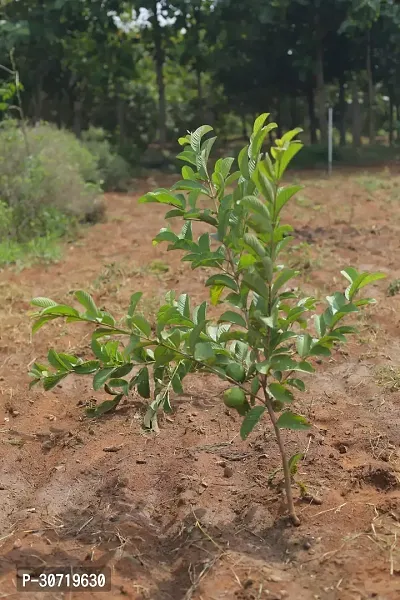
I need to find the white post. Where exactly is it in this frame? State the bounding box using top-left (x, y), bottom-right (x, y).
top-left (328, 107), bottom-right (333, 176)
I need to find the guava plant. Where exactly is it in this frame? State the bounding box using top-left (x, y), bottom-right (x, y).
top-left (29, 114), bottom-right (384, 525)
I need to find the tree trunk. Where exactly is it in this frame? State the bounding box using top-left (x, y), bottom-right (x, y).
top-left (276, 100), bottom-right (282, 138)
top-left (241, 114), bottom-right (247, 139)
top-left (290, 96), bottom-right (297, 129)
top-left (389, 93), bottom-right (394, 146)
top-left (194, 4), bottom-right (203, 123)
top-left (33, 78), bottom-right (44, 124)
top-left (339, 76), bottom-right (346, 146)
top-left (117, 97), bottom-right (126, 148)
top-left (366, 30), bottom-right (375, 144)
top-left (315, 35), bottom-right (327, 144)
top-left (351, 79), bottom-right (361, 147)
top-left (152, 2), bottom-right (167, 144)
top-left (397, 105), bottom-right (400, 143)
top-left (73, 97), bottom-right (83, 138)
top-left (307, 85), bottom-right (318, 144)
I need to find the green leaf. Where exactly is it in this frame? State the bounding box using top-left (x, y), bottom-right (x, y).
top-left (75, 291), bottom-right (99, 317)
top-left (276, 411), bottom-right (310, 430)
top-left (243, 233), bottom-right (267, 258)
top-left (43, 373), bottom-right (68, 391)
top-left (252, 164), bottom-right (275, 202)
top-left (276, 143), bottom-right (303, 179)
top-left (275, 185), bottom-right (302, 216)
top-left (31, 297), bottom-right (57, 309)
top-left (108, 378), bottom-right (129, 395)
top-left (240, 406), bottom-right (266, 440)
top-left (189, 320), bottom-right (207, 352)
top-left (190, 125), bottom-right (213, 152)
top-left (242, 273), bottom-right (269, 299)
top-left (93, 367), bottom-right (115, 391)
top-left (272, 269), bottom-right (297, 295)
top-left (218, 311), bottom-right (247, 328)
top-left (210, 285), bottom-right (224, 306)
top-left (74, 360), bottom-right (100, 374)
top-left (111, 364), bottom-right (134, 378)
top-left (269, 383), bottom-right (294, 403)
top-left (240, 195), bottom-right (271, 222)
top-left (341, 266), bottom-right (359, 284)
top-left (32, 315), bottom-right (58, 334)
top-left (288, 452), bottom-right (303, 475)
top-left (131, 315), bottom-right (151, 337)
top-left (91, 338), bottom-right (108, 361)
top-left (136, 367), bottom-right (150, 398)
top-left (171, 180), bottom-right (210, 194)
top-left (86, 395), bottom-right (122, 418)
top-left (182, 165), bottom-right (197, 179)
top-left (205, 274), bottom-right (238, 292)
top-left (47, 349), bottom-right (70, 371)
top-left (194, 342), bottom-right (215, 361)
top-left (296, 334), bottom-right (312, 358)
top-left (177, 293), bottom-right (191, 318)
top-left (309, 344), bottom-right (331, 357)
top-left (42, 304), bottom-right (80, 317)
top-left (178, 135), bottom-right (190, 146)
top-left (138, 189), bottom-right (185, 208)
top-left (215, 157), bottom-right (235, 179)
top-left (286, 378), bottom-right (305, 392)
top-left (171, 372), bottom-right (184, 394)
top-left (238, 145), bottom-right (250, 180)
top-left (128, 292), bottom-right (143, 316)
top-left (176, 149), bottom-right (197, 166)
top-left (347, 271), bottom-right (386, 300)
top-left (253, 113), bottom-right (270, 134)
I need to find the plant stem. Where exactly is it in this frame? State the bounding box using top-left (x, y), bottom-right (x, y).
top-left (261, 378), bottom-right (300, 526)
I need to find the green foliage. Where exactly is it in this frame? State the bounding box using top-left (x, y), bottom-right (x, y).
top-left (81, 127), bottom-right (132, 192)
top-left (0, 120), bottom-right (103, 245)
top-left (30, 114), bottom-right (383, 524)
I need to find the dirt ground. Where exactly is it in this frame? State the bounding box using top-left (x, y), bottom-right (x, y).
top-left (1, 168), bottom-right (400, 600)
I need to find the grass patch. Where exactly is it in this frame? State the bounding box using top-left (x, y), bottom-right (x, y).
top-left (387, 279), bottom-right (400, 297)
top-left (374, 365), bottom-right (400, 392)
top-left (0, 236), bottom-right (63, 268)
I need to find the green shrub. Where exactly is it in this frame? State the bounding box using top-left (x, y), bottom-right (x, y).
top-left (30, 115), bottom-right (384, 525)
top-left (0, 120), bottom-right (104, 243)
top-left (81, 127), bottom-right (132, 192)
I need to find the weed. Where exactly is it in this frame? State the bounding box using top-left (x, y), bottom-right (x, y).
top-left (387, 279), bottom-right (400, 297)
top-left (147, 260), bottom-right (170, 274)
top-left (29, 115), bottom-right (384, 525)
top-left (374, 365), bottom-right (400, 392)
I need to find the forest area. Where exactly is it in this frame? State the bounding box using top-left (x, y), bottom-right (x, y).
top-left (1, 0), bottom-right (400, 155)
top-left (2, 2), bottom-right (400, 600)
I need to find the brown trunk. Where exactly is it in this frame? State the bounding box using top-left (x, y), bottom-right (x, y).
top-left (73, 98), bottom-right (83, 138)
top-left (33, 78), bottom-right (44, 124)
top-left (117, 97), bottom-right (126, 148)
top-left (366, 30), bottom-right (375, 144)
top-left (315, 35), bottom-right (327, 144)
top-left (290, 96), bottom-right (297, 129)
top-left (194, 3), bottom-right (203, 122)
top-left (339, 77), bottom-right (346, 146)
top-left (351, 79), bottom-right (361, 147)
top-left (397, 105), bottom-right (400, 142)
top-left (241, 114), bottom-right (247, 139)
top-left (307, 85), bottom-right (318, 144)
top-left (389, 93), bottom-right (394, 146)
top-left (153, 2), bottom-right (167, 144)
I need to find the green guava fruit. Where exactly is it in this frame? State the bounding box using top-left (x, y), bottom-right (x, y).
top-left (223, 386), bottom-right (246, 408)
top-left (226, 362), bottom-right (246, 383)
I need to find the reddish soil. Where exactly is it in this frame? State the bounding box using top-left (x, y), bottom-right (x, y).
top-left (1, 169), bottom-right (400, 599)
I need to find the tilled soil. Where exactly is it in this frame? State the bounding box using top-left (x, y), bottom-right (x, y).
top-left (1, 170), bottom-right (400, 599)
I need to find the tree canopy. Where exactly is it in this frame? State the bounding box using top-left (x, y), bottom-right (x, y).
top-left (1, 0), bottom-right (400, 153)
